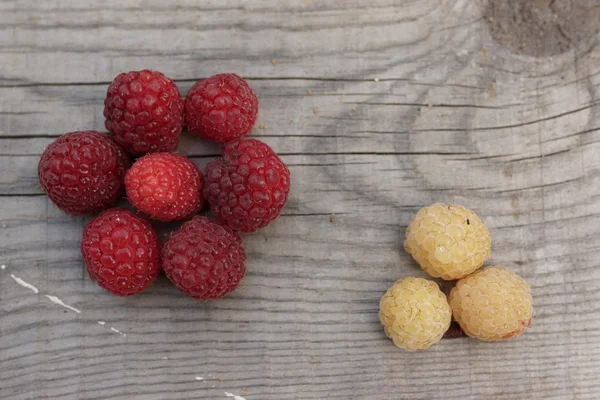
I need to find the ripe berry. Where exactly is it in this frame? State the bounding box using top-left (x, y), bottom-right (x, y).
top-left (81, 208), bottom-right (161, 296)
top-left (104, 70), bottom-right (184, 155)
top-left (38, 131), bottom-right (129, 215)
top-left (162, 216), bottom-right (247, 300)
top-left (203, 138), bottom-right (291, 233)
top-left (125, 153), bottom-right (203, 222)
top-left (184, 73), bottom-right (258, 143)
top-left (404, 203), bottom-right (491, 280)
top-left (379, 277), bottom-right (452, 351)
top-left (449, 266), bottom-right (533, 341)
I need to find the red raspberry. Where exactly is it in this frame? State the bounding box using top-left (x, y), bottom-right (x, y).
top-left (162, 216), bottom-right (246, 300)
top-left (81, 208), bottom-right (161, 296)
top-left (38, 131), bottom-right (129, 215)
top-left (184, 73), bottom-right (258, 143)
top-left (104, 70), bottom-right (184, 155)
top-left (203, 138), bottom-right (291, 233)
top-left (125, 152), bottom-right (203, 222)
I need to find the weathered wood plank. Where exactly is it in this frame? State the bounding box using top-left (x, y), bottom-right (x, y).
top-left (2, 0), bottom-right (600, 399)
top-left (0, 0), bottom-right (482, 84)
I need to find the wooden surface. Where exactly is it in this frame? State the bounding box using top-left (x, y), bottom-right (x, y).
top-left (2, 1), bottom-right (600, 399)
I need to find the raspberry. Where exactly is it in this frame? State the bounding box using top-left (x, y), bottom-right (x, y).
top-left (449, 266), bottom-right (532, 341)
top-left (379, 277), bottom-right (452, 351)
top-left (203, 138), bottom-right (291, 233)
top-left (38, 131), bottom-right (129, 215)
top-left (184, 73), bottom-right (258, 143)
top-left (104, 70), bottom-right (184, 155)
top-left (125, 153), bottom-right (203, 222)
top-left (81, 208), bottom-right (161, 296)
top-left (404, 203), bottom-right (491, 280)
top-left (162, 216), bottom-right (247, 300)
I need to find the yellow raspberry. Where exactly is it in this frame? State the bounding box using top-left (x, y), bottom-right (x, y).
top-left (404, 203), bottom-right (491, 280)
top-left (448, 266), bottom-right (532, 341)
top-left (379, 277), bottom-right (452, 351)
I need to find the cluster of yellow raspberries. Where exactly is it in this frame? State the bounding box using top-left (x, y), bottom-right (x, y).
top-left (379, 203), bottom-right (533, 351)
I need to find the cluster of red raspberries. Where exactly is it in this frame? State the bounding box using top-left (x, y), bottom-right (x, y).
top-left (38, 71), bottom-right (291, 299)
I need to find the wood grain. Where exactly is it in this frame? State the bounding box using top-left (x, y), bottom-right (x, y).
top-left (2, 0), bottom-right (600, 399)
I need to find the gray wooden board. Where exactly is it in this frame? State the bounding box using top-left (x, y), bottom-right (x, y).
top-left (1, 0), bottom-right (600, 399)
